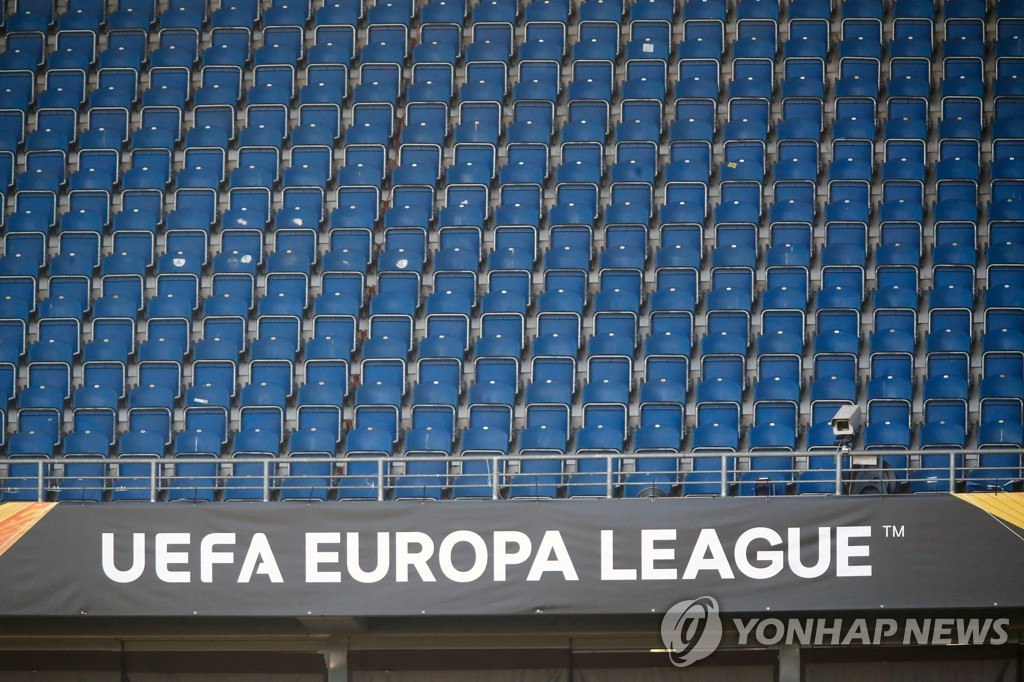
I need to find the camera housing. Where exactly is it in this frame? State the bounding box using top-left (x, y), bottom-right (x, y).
top-left (830, 404), bottom-right (862, 442)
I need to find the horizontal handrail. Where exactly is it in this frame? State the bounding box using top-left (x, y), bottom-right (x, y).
top-left (0, 448), bottom-right (1020, 502)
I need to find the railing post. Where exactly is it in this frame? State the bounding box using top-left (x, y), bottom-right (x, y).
top-left (37, 460), bottom-right (44, 502)
top-left (491, 455), bottom-right (500, 500)
top-left (949, 451), bottom-right (956, 494)
top-left (835, 449), bottom-right (843, 496)
top-left (377, 457), bottom-right (384, 501)
top-left (606, 454), bottom-right (613, 499)
top-left (263, 459), bottom-right (271, 502)
top-left (720, 454), bottom-right (727, 498)
top-left (150, 460), bottom-right (158, 503)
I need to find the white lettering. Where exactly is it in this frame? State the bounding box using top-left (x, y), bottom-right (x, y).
top-left (306, 532), bottom-right (342, 583)
top-left (682, 529), bottom-right (734, 579)
top-left (347, 532), bottom-right (389, 584)
top-left (238, 533), bottom-right (282, 583)
top-left (395, 532), bottom-right (435, 582)
top-left (600, 530), bottom-right (637, 581)
top-left (438, 531), bottom-right (488, 583)
top-left (641, 529), bottom-right (677, 580)
top-left (101, 533), bottom-right (145, 584)
top-left (734, 528), bottom-right (783, 579)
top-left (787, 527), bottom-right (831, 578)
top-left (200, 533), bottom-right (235, 583)
top-left (155, 533), bottom-right (191, 584)
top-left (493, 531), bottom-right (532, 581)
top-left (836, 526), bottom-right (872, 577)
top-left (527, 531), bottom-right (578, 581)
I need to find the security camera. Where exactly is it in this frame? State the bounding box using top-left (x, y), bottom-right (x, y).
top-left (830, 404), bottom-right (862, 442)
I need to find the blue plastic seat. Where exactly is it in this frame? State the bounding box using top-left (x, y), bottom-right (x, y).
top-left (730, 58), bottom-right (774, 100)
top-left (723, 98), bottom-right (770, 141)
top-left (361, 24), bottom-right (407, 66)
top-left (309, 24), bottom-right (355, 65)
top-left (278, 445), bottom-right (334, 503)
top-left (890, 18), bottom-right (933, 58)
top-left (864, 400), bottom-right (913, 469)
top-left (695, 354), bottom-right (745, 405)
top-left (810, 353), bottom-right (858, 403)
top-left (835, 57), bottom-right (880, 100)
top-left (499, 143), bottom-right (548, 186)
top-left (758, 309), bottom-right (805, 354)
top-left (785, 18), bottom-right (829, 58)
top-left (887, 57), bottom-right (931, 99)
top-left (840, 18), bottom-right (882, 59)
top-left (674, 58), bottom-right (719, 101)
top-left (942, 56), bottom-right (984, 98)
top-left (572, 20), bottom-right (619, 62)
top-left (506, 450), bottom-right (563, 499)
top-left (150, 27), bottom-right (199, 66)
top-left (885, 96), bottom-right (929, 141)
top-left (615, 107), bottom-right (660, 153)
top-left (367, 0), bottom-right (413, 24)
top-left (781, 57), bottom-right (825, 99)
top-left (691, 402), bottom-right (740, 454)
top-left (465, 20), bottom-right (513, 62)
top-left (832, 96), bottom-right (876, 140)
top-left (678, 19), bottom-right (724, 60)
top-left (471, 0), bottom-right (515, 23)
top-left (567, 59), bottom-right (613, 103)
top-left (579, 0), bottom-right (622, 21)
top-left (581, 355), bottom-right (632, 408)
top-left (753, 355), bottom-right (802, 405)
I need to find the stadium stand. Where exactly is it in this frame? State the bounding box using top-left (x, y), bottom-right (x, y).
top-left (0, 0), bottom-right (1022, 502)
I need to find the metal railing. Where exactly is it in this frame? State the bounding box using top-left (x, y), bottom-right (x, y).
top-left (0, 448), bottom-right (1020, 503)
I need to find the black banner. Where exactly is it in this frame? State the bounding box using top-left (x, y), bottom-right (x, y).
top-left (0, 495), bottom-right (1021, 617)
